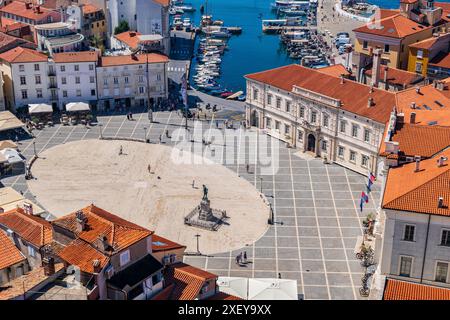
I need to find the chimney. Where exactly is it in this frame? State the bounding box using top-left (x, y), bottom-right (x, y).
top-left (25, 2), bottom-right (32, 9)
top-left (410, 112), bottom-right (416, 124)
top-left (414, 156), bottom-right (421, 172)
top-left (340, 75), bottom-right (345, 84)
top-left (97, 235), bottom-right (110, 252)
top-left (384, 66), bottom-right (389, 90)
top-left (130, 32), bottom-right (136, 37)
top-left (410, 102), bottom-right (416, 109)
top-left (396, 112), bottom-right (404, 124)
top-left (371, 48), bottom-right (383, 87)
top-left (437, 156), bottom-right (447, 167)
top-left (368, 97), bottom-right (374, 108)
top-left (42, 252), bottom-right (55, 276)
top-left (75, 210), bottom-right (87, 233)
top-left (92, 259), bottom-right (102, 273)
top-left (369, 84), bottom-right (374, 93)
top-left (438, 197), bottom-right (444, 208)
top-left (435, 81), bottom-right (445, 91)
top-left (416, 86), bottom-right (421, 94)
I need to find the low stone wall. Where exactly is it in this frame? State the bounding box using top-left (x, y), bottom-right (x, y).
top-left (335, 2), bottom-right (372, 23)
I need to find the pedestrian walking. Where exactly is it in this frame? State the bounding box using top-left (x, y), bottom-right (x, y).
top-left (192, 180), bottom-right (195, 188)
top-left (278, 273), bottom-right (282, 279)
top-left (148, 164), bottom-right (152, 174)
top-left (165, 129), bottom-right (169, 138)
top-left (235, 255), bottom-right (240, 265)
top-left (246, 163), bottom-right (250, 173)
top-left (216, 120), bottom-right (219, 128)
top-left (159, 135), bottom-right (162, 143)
top-left (119, 145), bottom-right (123, 155)
top-left (243, 251), bottom-right (247, 264)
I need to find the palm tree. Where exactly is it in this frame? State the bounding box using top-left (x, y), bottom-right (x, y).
top-left (89, 34), bottom-right (105, 53)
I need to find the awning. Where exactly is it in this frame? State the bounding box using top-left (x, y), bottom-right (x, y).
top-left (0, 148), bottom-right (24, 165)
top-left (66, 102), bottom-right (90, 113)
top-left (29, 103), bottom-right (53, 114)
top-left (108, 255), bottom-right (163, 290)
top-left (0, 140), bottom-right (18, 151)
top-left (0, 111), bottom-right (25, 132)
top-left (248, 278), bottom-right (298, 300)
top-left (217, 277), bottom-right (248, 299)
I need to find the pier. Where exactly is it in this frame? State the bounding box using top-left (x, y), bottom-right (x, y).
top-left (262, 24), bottom-right (317, 33)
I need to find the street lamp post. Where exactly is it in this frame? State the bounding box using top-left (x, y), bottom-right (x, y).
top-left (260, 177), bottom-right (263, 193)
top-left (143, 127), bottom-right (148, 143)
top-left (33, 140), bottom-right (37, 158)
top-left (268, 203), bottom-right (274, 225)
top-left (98, 123), bottom-right (103, 139)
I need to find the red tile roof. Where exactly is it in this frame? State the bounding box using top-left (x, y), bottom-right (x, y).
top-left (0, 47), bottom-right (48, 63)
top-left (152, 0), bottom-right (170, 6)
top-left (0, 32), bottom-right (35, 52)
top-left (0, 1), bottom-right (57, 22)
top-left (52, 51), bottom-right (99, 63)
top-left (353, 13), bottom-right (431, 39)
top-left (384, 278), bottom-right (450, 300)
top-left (382, 149), bottom-right (450, 216)
top-left (99, 53), bottom-right (169, 67)
top-left (246, 64), bottom-right (397, 123)
top-left (365, 65), bottom-right (423, 86)
top-left (395, 78), bottom-right (450, 126)
top-left (52, 204), bottom-right (152, 255)
top-left (152, 234), bottom-right (186, 253)
top-left (429, 51), bottom-right (450, 69)
top-left (383, 123), bottom-right (450, 158)
top-left (0, 208), bottom-right (53, 248)
top-left (317, 64), bottom-right (351, 78)
top-left (0, 229), bottom-right (25, 270)
top-left (409, 33), bottom-right (450, 50)
top-left (157, 262), bottom-right (217, 300)
top-left (114, 31), bottom-right (142, 49)
top-left (82, 4), bottom-right (102, 15)
top-left (0, 263), bottom-right (64, 300)
top-left (58, 238), bottom-right (109, 274)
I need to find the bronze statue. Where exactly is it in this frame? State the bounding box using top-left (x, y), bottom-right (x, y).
top-left (202, 184), bottom-right (208, 201)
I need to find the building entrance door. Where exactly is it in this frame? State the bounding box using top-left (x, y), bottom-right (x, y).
top-left (307, 134), bottom-right (316, 153)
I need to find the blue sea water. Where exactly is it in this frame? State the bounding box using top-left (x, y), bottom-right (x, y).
top-left (184, 0), bottom-right (450, 92)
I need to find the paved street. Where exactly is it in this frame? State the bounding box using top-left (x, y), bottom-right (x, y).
top-left (1, 110), bottom-right (380, 300)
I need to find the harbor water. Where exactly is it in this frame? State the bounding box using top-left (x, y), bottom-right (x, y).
top-left (181, 0), bottom-right (449, 92)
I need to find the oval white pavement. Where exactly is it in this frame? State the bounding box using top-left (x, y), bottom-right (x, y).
top-left (27, 139), bottom-right (269, 254)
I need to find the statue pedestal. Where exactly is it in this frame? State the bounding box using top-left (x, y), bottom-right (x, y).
top-left (198, 199), bottom-right (213, 221)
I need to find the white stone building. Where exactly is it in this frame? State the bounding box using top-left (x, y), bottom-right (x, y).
top-left (245, 64), bottom-right (396, 176)
top-left (96, 53), bottom-right (169, 110)
top-left (51, 51), bottom-right (100, 110)
top-left (375, 150), bottom-right (450, 290)
top-left (0, 47), bottom-right (51, 111)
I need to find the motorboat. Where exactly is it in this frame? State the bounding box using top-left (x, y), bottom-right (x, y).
top-left (183, 18), bottom-right (192, 28)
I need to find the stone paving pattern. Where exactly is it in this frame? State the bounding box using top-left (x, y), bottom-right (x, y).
top-left (1, 109), bottom-right (380, 300)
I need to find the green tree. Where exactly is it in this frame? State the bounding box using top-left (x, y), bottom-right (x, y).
top-left (114, 20), bottom-right (130, 35)
top-left (89, 34), bottom-right (105, 53)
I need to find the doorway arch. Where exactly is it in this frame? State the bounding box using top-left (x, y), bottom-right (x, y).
top-left (307, 134), bottom-right (316, 153)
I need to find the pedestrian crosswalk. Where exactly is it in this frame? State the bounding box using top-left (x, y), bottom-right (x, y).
top-left (167, 66), bottom-right (186, 72)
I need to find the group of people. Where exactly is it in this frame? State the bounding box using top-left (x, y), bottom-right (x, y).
top-left (235, 251), bottom-right (249, 266)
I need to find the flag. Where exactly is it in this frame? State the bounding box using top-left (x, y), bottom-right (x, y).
top-left (367, 172), bottom-right (376, 192)
top-left (361, 191), bottom-right (369, 203)
top-left (180, 71), bottom-right (188, 109)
